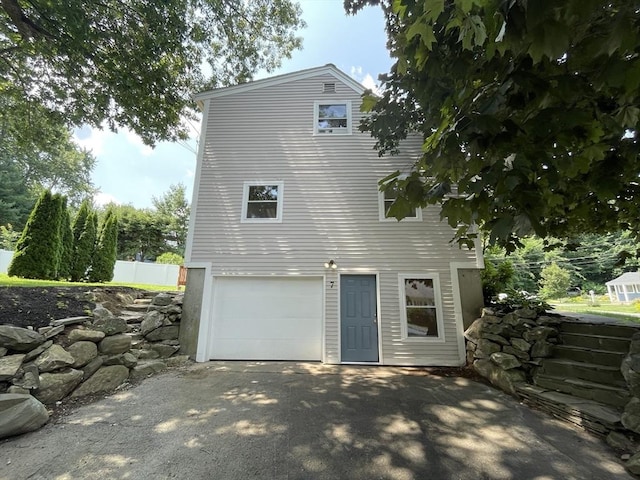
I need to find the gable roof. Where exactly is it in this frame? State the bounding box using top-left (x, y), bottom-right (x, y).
top-left (193, 64), bottom-right (366, 102)
top-left (606, 271), bottom-right (640, 286)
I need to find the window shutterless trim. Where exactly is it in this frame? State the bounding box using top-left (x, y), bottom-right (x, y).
top-left (240, 181), bottom-right (284, 223)
top-left (398, 273), bottom-right (445, 342)
top-left (378, 179), bottom-right (423, 222)
top-left (313, 100), bottom-right (352, 135)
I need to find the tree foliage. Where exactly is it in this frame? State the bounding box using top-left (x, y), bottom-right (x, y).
top-left (155, 252), bottom-right (184, 265)
top-left (8, 190), bottom-right (60, 279)
top-left (152, 183), bottom-right (190, 256)
top-left (480, 258), bottom-right (514, 303)
top-left (70, 207), bottom-right (97, 282)
top-left (111, 205), bottom-right (167, 261)
top-left (347, 0), bottom-right (640, 250)
top-left (1, 0), bottom-right (304, 145)
top-left (539, 262), bottom-right (571, 300)
top-left (89, 209), bottom-right (118, 282)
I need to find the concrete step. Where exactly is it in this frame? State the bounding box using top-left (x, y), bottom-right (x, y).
top-left (123, 303), bottom-right (150, 312)
top-left (559, 332), bottom-right (631, 353)
top-left (538, 358), bottom-right (626, 387)
top-left (559, 321), bottom-right (640, 338)
top-left (515, 384), bottom-right (622, 437)
top-left (552, 344), bottom-right (627, 367)
top-left (534, 373), bottom-right (630, 408)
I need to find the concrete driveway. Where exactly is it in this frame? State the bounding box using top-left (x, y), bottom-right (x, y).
top-left (1, 362), bottom-right (632, 480)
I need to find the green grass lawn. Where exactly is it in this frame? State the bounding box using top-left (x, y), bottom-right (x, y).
top-left (551, 298), bottom-right (640, 323)
top-left (0, 273), bottom-right (177, 292)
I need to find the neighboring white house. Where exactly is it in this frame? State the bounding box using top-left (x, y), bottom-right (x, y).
top-left (180, 64), bottom-right (484, 366)
top-left (606, 271), bottom-right (640, 303)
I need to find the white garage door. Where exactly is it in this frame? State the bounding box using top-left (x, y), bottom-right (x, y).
top-left (210, 277), bottom-right (323, 360)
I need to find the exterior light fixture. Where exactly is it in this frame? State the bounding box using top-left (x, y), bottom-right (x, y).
top-left (324, 260), bottom-right (338, 270)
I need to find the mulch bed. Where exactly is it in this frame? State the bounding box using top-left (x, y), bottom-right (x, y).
top-left (0, 286), bottom-right (142, 329)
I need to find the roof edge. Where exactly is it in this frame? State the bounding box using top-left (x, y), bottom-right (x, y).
top-left (193, 64), bottom-right (366, 101)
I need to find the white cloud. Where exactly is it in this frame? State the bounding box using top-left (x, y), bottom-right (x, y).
top-left (349, 66), bottom-right (382, 95)
top-left (94, 192), bottom-right (120, 207)
top-left (123, 129), bottom-right (154, 157)
top-left (74, 127), bottom-right (112, 156)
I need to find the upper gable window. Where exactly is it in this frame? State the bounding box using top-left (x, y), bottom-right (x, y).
top-left (241, 182), bottom-right (283, 223)
top-left (378, 181), bottom-right (422, 222)
top-left (314, 101), bottom-right (352, 135)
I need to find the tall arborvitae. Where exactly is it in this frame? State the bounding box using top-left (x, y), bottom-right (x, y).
top-left (8, 190), bottom-right (58, 279)
top-left (88, 209), bottom-right (118, 282)
top-left (70, 208), bottom-right (97, 282)
top-left (58, 209), bottom-right (74, 280)
top-left (49, 194), bottom-right (67, 279)
top-left (69, 200), bottom-right (90, 281)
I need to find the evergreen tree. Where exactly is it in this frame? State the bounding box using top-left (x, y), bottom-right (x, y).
top-left (70, 208), bottom-right (97, 282)
top-left (58, 209), bottom-right (74, 280)
top-left (49, 194), bottom-right (67, 279)
top-left (8, 190), bottom-right (58, 279)
top-left (88, 209), bottom-right (118, 282)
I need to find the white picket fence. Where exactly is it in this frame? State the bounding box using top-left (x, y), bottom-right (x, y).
top-left (0, 249), bottom-right (180, 287)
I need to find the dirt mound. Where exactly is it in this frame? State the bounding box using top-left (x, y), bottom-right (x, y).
top-left (0, 286), bottom-right (145, 329)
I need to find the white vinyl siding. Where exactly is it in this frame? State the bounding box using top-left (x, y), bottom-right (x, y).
top-left (189, 70), bottom-right (479, 366)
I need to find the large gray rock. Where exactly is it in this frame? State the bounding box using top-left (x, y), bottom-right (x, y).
top-left (606, 431), bottom-right (635, 453)
top-left (34, 344), bottom-right (75, 372)
top-left (474, 339), bottom-right (501, 359)
top-left (24, 340), bottom-right (53, 362)
top-left (490, 352), bottom-right (521, 370)
top-left (149, 343), bottom-right (180, 358)
top-left (621, 354), bottom-right (640, 397)
top-left (627, 451), bottom-right (640, 475)
top-left (502, 346), bottom-right (530, 361)
top-left (463, 319), bottom-right (485, 342)
top-left (523, 326), bottom-right (557, 343)
top-left (140, 310), bottom-right (169, 336)
top-left (0, 354), bottom-right (25, 381)
top-left (103, 352), bottom-right (138, 368)
top-left (92, 305), bottom-right (114, 321)
top-left (99, 334), bottom-right (132, 355)
top-left (129, 360), bottom-right (167, 381)
top-left (67, 341), bottom-right (98, 368)
top-left (68, 328), bottom-right (106, 343)
top-left (0, 394), bottom-right (49, 439)
top-left (514, 307), bottom-right (538, 319)
top-left (510, 338), bottom-right (531, 352)
top-left (0, 326), bottom-right (45, 352)
top-left (622, 397), bottom-right (640, 434)
top-left (71, 365), bottom-right (129, 398)
top-left (473, 358), bottom-right (526, 395)
top-left (34, 369), bottom-right (83, 404)
top-left (531, 341), bottom-right (553, 358)
top-left (145, 326), bottom-right (179, 342)
top-left (81, 357), bottom-right (104, 379)
top-left (151, 293), bottom-right (173, 306)
top-left (0, 347), bottom-right (8, 357)
top-left (12, 364), bottom-right (39, 390)
top-left (93, 316), bottom-right (128, 336)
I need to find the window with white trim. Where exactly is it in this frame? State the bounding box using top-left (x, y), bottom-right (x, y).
top-left (378, 181), bottom-right (422, 221)
top-left (314, 101), bottom-right (352, 135)
top-left (399, 274), bottom-right (444, 340)
top-left (241, 182), bottom-right (283, 223)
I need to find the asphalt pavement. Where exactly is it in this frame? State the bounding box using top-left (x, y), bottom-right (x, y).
top-left (0, 362), bottom-right (633, 480)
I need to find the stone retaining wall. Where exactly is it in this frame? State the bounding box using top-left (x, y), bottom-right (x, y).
top-left (464, 306), bottom-right (560, 394)
top-left (0, 292), bottom-right (189, 440)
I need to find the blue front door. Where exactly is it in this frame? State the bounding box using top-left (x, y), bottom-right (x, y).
top-left (340, 275), bottom-right (378, 362)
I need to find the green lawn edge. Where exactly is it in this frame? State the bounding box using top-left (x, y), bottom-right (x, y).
top-left (0, 273), bottom-right (178, 292)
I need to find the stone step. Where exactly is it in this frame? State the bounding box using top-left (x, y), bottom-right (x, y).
top-left (559, 321), bottom-right (640, 339)
top-left (538, 358), bottom-right (626, 387)
top-left (552, 344), bottom-right (627, 367)
top-left (533, 373), bottom-right (630, 408)
top-left (123, 303), bottom-right (150, 312)
top-left (515, 384), bottom-right (622, 437)
top-left (559, 332), bottom-right (631, 353)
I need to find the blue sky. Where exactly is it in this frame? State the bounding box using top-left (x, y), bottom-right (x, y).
top-left (74, 0), bottom-right (390, 209)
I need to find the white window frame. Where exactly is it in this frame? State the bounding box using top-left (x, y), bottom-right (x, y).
top-left (241, 181), bottom-right (284, 223)
top-left (313, 100), bottom-right (352, 135)
top-left (398, 273), bottom-right (445, 342)
top-left (378, 178), bottom-right (423, 222)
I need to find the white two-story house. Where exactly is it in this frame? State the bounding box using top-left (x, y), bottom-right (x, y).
top-left (180, 64), bottom-right (484, 366)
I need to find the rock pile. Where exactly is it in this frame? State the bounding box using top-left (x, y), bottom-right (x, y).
top-left (464, 307), bottom-right (561, 394)
top-left (0, 291), bottom-right (189, 440)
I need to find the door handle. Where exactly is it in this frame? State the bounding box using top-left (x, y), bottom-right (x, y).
top-left (373, 313), bottom-right (377, 324)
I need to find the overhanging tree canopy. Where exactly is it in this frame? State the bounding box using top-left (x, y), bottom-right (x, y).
top-left (1, 0), bottom-right (304, 145)
top-left (346, 0), bottom-right (640, 251)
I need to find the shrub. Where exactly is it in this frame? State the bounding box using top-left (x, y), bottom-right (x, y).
top-left (8, 190), bottom-right (60, 279)
top-left (70, 203), bottom-right (97, 282)
top-left (155, 252), bottom-right (184, 265)
top-left (539, 262), bottom-right (571, 300)
top-left (494, 288), bottom-right (552, 315)
top-left (88, 209), bottom-right (118, 282)
top-left (481, 259), bottom-right (514, 303)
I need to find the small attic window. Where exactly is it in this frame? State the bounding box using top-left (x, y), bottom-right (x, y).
top-left (323, 82), bottom-right (336, 93)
